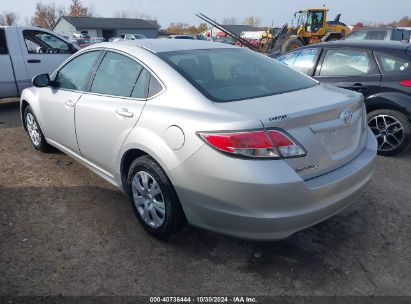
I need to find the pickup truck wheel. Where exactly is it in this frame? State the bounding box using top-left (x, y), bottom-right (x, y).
top-left (24, 106), bottom-right (49, 152)
top-left (368, 109), bottom-right (411, 156)
top-left (127, 155), bottom-right (186, 240)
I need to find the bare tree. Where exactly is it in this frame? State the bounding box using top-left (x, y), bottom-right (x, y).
top-left (243, 16), bottom-right (261, 27)
top-left (113, 9), bottom-right (154, 21)
top-left (113, 10), bottom-right (130, 18)
top-left (69, 0), bottom-right (94, 17)
top-left (222, 17), bottom-right (238, 25)
top-left (31, 2), bottom-right (66, 29)
top-left (0, 11), bottom-right (19, 26)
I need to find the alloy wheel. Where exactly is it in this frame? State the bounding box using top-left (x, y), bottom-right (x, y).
top-left (131, 171), bottom-right (166, 228)
top-left (26, 113), bottom-right (41, 147)
top-left (368, 114), bottom-right (404, 152)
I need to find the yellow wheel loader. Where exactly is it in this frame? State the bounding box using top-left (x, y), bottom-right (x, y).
top-left (271, 8), bottom-right (350, 54)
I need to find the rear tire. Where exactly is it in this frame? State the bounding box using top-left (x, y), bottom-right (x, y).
top-left (24, 106), bottom-right (50, 152)
top-left (127, 155), bottom-right (186, 240)
top-left (367, 109), bottom-right (411, 156)
top-left (281, 37), bottom-right (305, 53)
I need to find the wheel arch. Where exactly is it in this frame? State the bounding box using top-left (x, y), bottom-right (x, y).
top-left (21, 99), bottom-right (30, 131)
top-left (365, 93), bottom-right (411, 119)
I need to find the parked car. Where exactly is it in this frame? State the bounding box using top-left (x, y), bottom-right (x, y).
top-left (72, 31), bottom-right (90, 39)
top-left (272, 40), bottom-right (411, 155)
top-left (108, 37), bottom-right (122, 42)
top-left (20, 40), bottom-right (376, 240)
top-left (346, 27), bottom-right (411, 42)
top-left (0, 26), bottom-right (78, 99)
top-left (121, 34), bottom-right (147, 40)
top-left (90, 37), bottom-right (105, 44)
top-left (72, 38), bottom-right (92, 48)
top-left (212, 36), bottom-right (236, 45)
top-left (167, 35), bottom-right (195, 39)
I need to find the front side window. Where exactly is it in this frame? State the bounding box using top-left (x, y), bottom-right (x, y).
top-left (277, 48), bottom-right (319, 75)
top-left (23, 30), bottom-right (70, 54)
top-left (375, 53), bottom-right (410, 74)
top-left (346, 31), bottom-right (367, 40)
top-left (159, 48), bottom-right (317, 102)
top-left (55, 51), bottom-right (100, 91)
top-left (320, 49), bottom-right (371, 76)
top-left (91, 52), bottom-right (143, 97)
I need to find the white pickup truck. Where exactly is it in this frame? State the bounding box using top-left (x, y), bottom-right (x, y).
top-left (0, 26), bottom-right (78, 99)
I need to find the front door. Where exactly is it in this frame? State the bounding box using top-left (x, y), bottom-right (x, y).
top-left (75, 51), bottom-right (150, 173)
top-left (39, 50), bottom-right (102, 153)
top-left (19, 28), bottom-right (74, 81)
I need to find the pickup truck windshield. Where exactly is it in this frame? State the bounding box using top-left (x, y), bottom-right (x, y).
top-left (158, 48), bottom-right (317, 102)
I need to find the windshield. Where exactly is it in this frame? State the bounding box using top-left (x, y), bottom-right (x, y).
top-left (158, 48), bottom-right (317, 102)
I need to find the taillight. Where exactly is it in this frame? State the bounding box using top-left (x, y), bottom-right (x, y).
top-left (198, 130), bottom-right (305, 159)
top-left (400, 80), bottom-right (411, 87)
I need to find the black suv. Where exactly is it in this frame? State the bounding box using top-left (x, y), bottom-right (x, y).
top-left (271, 40), bottom-right (411, 156)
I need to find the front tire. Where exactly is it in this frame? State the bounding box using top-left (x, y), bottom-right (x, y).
top-left (127, 155), bottom-right (186, 240)
top-left (367, 109), bottom-right (411, 156)
top-left (24, 106), bottom-right (49, 152)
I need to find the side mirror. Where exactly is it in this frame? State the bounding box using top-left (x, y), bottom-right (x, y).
top-left (68, 43), bottom-right (78, 54)
top-left (32, 74), bottom-right (51, 87)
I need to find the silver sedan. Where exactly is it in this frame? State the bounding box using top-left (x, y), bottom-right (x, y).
top-left (20, 40), bottom-right (377, 240)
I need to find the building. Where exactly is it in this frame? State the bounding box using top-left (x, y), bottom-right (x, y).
top-left (53, 16), bottom-right (159, 40)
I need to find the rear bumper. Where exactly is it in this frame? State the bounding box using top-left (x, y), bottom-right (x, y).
top-left (170, 128), bottom-right (377, 240)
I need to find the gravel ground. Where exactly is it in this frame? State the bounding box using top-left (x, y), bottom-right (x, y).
top-left (1, 99), bottom-right (410, 296)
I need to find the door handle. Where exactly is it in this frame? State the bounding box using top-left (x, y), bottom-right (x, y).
top-left (27, 59), bottom-right (41, 63)
top-left (350, 83), bottom-right (368, 90)
top-left (115, 108), bottom-right (134, 118)
top-left (64, 100), bottom-right (75, 107)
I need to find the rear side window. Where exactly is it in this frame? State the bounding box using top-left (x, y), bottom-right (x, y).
top-left (91, 52), bottom-right (143, 97)
top-left (55, 51), bottom-right (100, 91)
top-left (0, 29), bottom-right (8, 54)
top-left (277, 48), bottom-right (319, 75)
top-left (365, 31), bottom-right (387, 40)
top-left (375, 53), bottom-right (411, 74)
top-left (148, 76), bottom-right (163, 97)
top-left (131, 69), bottom-right (150, 98)
top-left (320, 49), bottom-right (371, 76)
top-left (159, 48), bottom-right (317, 102)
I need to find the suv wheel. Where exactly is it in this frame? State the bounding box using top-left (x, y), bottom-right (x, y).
top-left (368, 109), bottom-right (411, 156)
top-left (24, 106), bottom-right (49, 152)
top-left (127, 155), bottom-right (186, 240)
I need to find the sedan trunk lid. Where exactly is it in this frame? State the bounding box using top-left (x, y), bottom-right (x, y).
top-left (215, 84), bottom-right (367, 180)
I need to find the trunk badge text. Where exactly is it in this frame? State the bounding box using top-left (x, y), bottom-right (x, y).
top-left (295, 162), bottom-right (321, 174)
top-left (341, 109), bottom-right (353, 125)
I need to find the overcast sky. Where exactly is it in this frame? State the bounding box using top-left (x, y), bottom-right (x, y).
top-left (5, 0), bottom-right (411, 28)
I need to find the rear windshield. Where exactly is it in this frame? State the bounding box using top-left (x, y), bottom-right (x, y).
top-left (158, 48), bottom-right (317, 102)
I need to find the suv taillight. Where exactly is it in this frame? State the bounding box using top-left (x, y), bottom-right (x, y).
top-left (400, 80), bottom-right (411, 87)
top-left (198, 130), bottom-right (305, 159)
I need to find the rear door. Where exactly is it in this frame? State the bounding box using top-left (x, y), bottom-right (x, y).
top-left (0, 28), bottom-right (18, 98)
top-left (75, 51), bottom-right (152, 173)
top-left (19, 28), bottom-right (74, 80)
top-left (314, 48), bottom-right (381, 97)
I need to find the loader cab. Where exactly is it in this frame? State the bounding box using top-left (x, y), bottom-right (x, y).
top-left (294, 9), bottom-right (327, 33)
